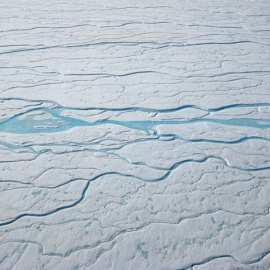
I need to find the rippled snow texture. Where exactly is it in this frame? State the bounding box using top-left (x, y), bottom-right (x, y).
top-left (1, 0), bottom-right (270, 269)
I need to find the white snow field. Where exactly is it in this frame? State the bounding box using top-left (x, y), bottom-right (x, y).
top-left (0, 0), bottom-right (270, 269)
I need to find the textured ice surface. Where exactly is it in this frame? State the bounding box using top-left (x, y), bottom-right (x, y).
top-left (1, 0), bottom-right (270, 269)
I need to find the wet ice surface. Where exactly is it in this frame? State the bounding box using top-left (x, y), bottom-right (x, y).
top-left (0, 0), bottom-right (270, 269)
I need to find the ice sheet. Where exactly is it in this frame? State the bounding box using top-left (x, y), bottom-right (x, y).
top-left (0, 0), bottom-right (270, 269)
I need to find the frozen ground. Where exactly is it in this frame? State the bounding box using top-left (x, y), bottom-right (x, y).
top-left (0, 0), bottom-right (270, 269)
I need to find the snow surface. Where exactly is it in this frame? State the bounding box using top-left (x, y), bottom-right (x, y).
top-left (0, 0), bottom-right (270, 269)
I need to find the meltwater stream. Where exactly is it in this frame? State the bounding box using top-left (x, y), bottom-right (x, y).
top-left (1, 105), bottom-right (270, 134)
